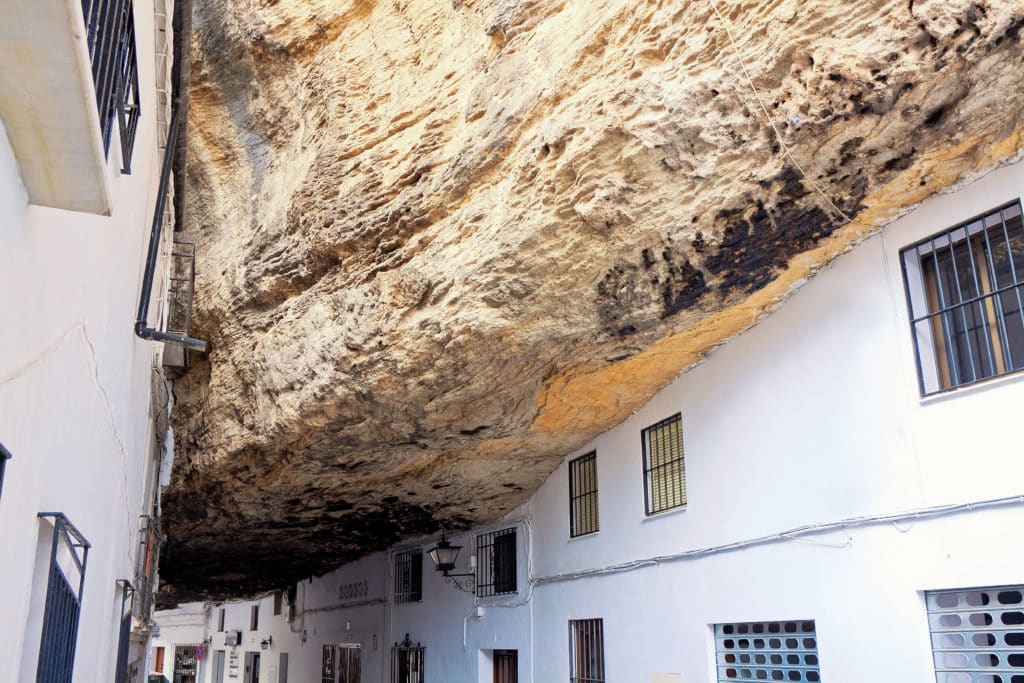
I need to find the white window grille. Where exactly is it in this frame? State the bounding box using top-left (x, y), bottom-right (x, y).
top-left (714, 620), bottom-right (820, 682)
top-left (927, 585), bottom-right (1024, 682)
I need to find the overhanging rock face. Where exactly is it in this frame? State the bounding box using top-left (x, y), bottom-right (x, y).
top-left (163, 0), bottom-right (1024, 602)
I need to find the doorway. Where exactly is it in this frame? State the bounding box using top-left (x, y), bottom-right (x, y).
top-left (172, 645), bottom-right (198, 683)
top-left (212, 650), bottom-right (225, 683)
top-left (493, 650), bottom-right (518, 683)
top-left (338, 644), bottom-right (361, 683)
top-left (244, 651), bottom-right (261, 683)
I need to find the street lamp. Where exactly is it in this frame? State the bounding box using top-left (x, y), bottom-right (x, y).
top-left (426, 531), bottom-right (476, 592)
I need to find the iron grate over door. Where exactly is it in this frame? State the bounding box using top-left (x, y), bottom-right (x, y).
top-left (392, 635), bottom-right (424, 683)
top-left (35, 513), bottom-right (90, 683)
top-left (927, 585), bottom-right (1024, 682)
top-left (173, 645), bottom-right (198, 683)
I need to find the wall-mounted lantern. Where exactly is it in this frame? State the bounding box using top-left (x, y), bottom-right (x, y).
top-left (427, 530), bottom-right (476, 592)
top-left (260, 636), bottom-right (272, 650)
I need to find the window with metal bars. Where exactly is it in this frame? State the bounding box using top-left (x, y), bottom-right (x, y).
top-left (217, 607), bottom-right (225, 632)
top-left (569, 619), bottom-right (605, 683)
top-left (80, 0), bottom-right (141, 173)
top-left (392, 635), bottom-right (424, 683)
top-left (926, 584), bottom-right (1024, 682)
top-left (475, 528), bottom-right (517, 597)
top-left (901, 200), bottom-right (1024, 395)
top-left (250, 604), bottom-right (259, 631)
top-left (641, 413), bottom-right (686, 515)
top-left (714, 620), bottom-right (820, 683)
top-left (172, 645), bottom-right (198, 681)
top-left (569, 452), bottom-right (599, 537)
top-left (394, 549), bottom-right (423, 603)
top-left (113, 580), bottom-right (134, 683)
top-left (274, 591), bottom-right (283, 616)
top-left (35, 513), bottom-right (90, 683)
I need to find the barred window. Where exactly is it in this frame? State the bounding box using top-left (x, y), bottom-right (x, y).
top-left (394, 549), bottom-right (423, 603)
top-left (927, 585), bottom-right (1024, 682)
top-left (274, 591), bottom-right (283, 616)
top-left (569, 452), bottom-right (599, 537)
top-left (714, 620), bottom-right (820, 682)
top-left (217, 607), bottom-right (225, 632)
top-left (570, 619), bottom-right (605, 683)
top-left (476, 528), bottom-right (517, 597)
top-left (902, 201), bottom-right (1024, 395)
top-left (250, 604), bottom-right (259, 631)
top-left (642, 414), bottom-right (686, 515)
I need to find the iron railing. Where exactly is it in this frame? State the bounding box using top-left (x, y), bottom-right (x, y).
top-left (569, 452), bottom-right (599, 537)
top-left (570, 619), bottom-right (605, 683)
top-left (642, 413), bottom-right (687, 515)
top-left (0, 441), bottom-right (10, 503)
top-left (476, 527), bottom-right (517, 597)
top-left (167, 242), bottom-right (196, 338)
top-left (36, 513), bottom-right (91, 683)
top-left (391, 635), bottom-right (424, 683)
top-left (80, 0), bottom-right (141, 173)
top-left (901, 200), bottom-right (1024, 395)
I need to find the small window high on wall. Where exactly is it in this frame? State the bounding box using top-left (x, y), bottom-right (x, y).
top-left (641, 414), bottom-right (686, 515)
top-left (901, 200), bottom-right (1024, 395)
top-left (394, 549), bottom-right (423, 603)
top-left (569, 452), bottom-right (599, 537)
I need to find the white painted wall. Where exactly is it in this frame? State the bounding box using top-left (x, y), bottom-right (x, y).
top-left (158, 159), bottom-right (1024, 683)
top-left (0, 2), bottom-right (180, 681)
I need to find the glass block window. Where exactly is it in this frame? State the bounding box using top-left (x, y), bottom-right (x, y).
top-left (570, 618), bottom-right (605, 683)
top-left (642, 413), bottom-right (686, 515)
top-left (394, 549), bottom-right (423, 603)
top-left (476, 528), bottom-right (517, 597)
top-left (714, 620), bottom-right (820, 682)
top-left (569, 452), bottom-right (599, 537)
top-left (901, 201), bottom-right (1024, 395)
top-left (927, 585), bottom-right (1024, 682)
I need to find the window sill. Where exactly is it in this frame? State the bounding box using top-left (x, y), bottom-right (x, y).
top-left (919, 368), bottom-right (1024, 406)
top-left (567, 531), bottom-right (599, 543)
top-left (641, 505), bottom-right (688, 523)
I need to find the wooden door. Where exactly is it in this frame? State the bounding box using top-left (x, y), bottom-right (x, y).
top-left (493, 650), bottom-right (517, 683)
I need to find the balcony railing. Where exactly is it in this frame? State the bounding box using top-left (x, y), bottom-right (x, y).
top-left (81, 0), bottom-right (141, 173)
top-left (133, 515), bottom-right (162, 624)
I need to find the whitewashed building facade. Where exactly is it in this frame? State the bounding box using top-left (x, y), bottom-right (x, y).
top-left (0, 1), bottom-right (200, 682)
top-left (155, 159), bottom-right (1024, 682)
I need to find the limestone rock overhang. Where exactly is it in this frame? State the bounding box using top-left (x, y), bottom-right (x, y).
top-left (158, 0), bottom-right (1024, 604)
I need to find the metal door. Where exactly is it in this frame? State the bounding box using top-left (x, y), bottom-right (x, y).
top-left (244, 651), bottom-right (260, 683)
top-left (172, 645), bottom-right (198, 683)
top-left (213, 650), bottom-right (225, 683)
top-left (493, 650), bottom-right (517, 683)
top-left (279, 653), bottom-right (288, 683)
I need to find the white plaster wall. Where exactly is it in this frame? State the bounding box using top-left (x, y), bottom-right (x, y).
top-left (0, 2), bottom-right (174, 681)
top-left (158, 159), bottom-right (1024, 683)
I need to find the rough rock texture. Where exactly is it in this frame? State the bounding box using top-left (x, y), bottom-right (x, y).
top-left (163, 0), bottom-right (1024, 601)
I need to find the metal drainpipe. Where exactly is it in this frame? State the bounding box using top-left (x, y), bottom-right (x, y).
top-left (171, 0), bottom-right (192, 234)
top-left (134, 106), bottom-right (208, 352)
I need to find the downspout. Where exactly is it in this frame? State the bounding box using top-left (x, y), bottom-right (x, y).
top-left (135, 0), bottom-right (207, 352)
top-left (171, 0), bottom-right (191, 234)
top-left (134, 106), bottom-right (208, 352)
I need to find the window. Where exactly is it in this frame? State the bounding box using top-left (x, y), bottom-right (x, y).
top-left (394, 549), bottom-right (423, 603)
top-left (901, 201), bottom-right (1024, 395)
top-left (641, 414), bottom-right (687, 515)
top-left (113, 580), bottom-right (134, 683)
top-left (218, 607), bottom-right (225, 632)
top-left (714, 620), bottom-right (820, 682)
top-left (569, 619), bottom-right (605, 683)
top-left (274, 592), bottom-right (283, 616)
top-left (250, 604), bottom-right (259, 631)
top-left (476, 528), bottom-right (517, 597)
top-left (172, 645), bottom-right (198, 682)
top-left (569, 452), bottom-right (599, 537)
top-left (391, 635), bottom-right (424, 683)
top-left (35, 513), bottom-right (90, 683)
top-left (927, 585), bottom-right (1024, 681)
top-left (80, 0), bottom-right (141, 172)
